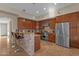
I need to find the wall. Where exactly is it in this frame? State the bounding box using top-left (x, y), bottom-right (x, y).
top-left (0, 11), bottom-right (18, 39)
top-left (0, 23), bottom-right (7, 36)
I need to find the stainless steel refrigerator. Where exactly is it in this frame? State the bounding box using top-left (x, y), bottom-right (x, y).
top-left (55, 22), bottom-right (70, 48)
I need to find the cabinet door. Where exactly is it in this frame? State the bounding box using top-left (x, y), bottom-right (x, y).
top-left (70, 21), bottom-right (78, 47)
top-left (50, 18), bottom-right (56, 29)
top-left (48, 33), bottom-right (55, 42)
top-left (73, 22), bottom-right (79, 48)
top-left (32, 21), bottom-right (36, 29)
top-left (56, 16), bottom-right (63, 22)
top-left (25, 20), bottom-right (32, 29)
top-left (18, 19), bottom-right (26, 29)
top-left (36, 22), bottom-right (40, 29)
top-left (35, 35), bottom-right (40, 51)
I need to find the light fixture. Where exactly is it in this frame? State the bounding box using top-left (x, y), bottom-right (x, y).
top-left (58, 10), bottom-right (62, 14)
top-left (36, 11), bottom-right (39, 13)
top-left (22, 9), bottom-right (26, 12)
top-left (32, 3), bottom-right (36, 5)
top-left (43, 8), bottom-right (46, 10)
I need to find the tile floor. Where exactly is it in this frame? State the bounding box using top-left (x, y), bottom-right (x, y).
top-left (0, 36), bottom-right (28, 56)
top-left (35, 40), bottom-right (79, 56)
top-left (1, 36), bottom-right (79, 56)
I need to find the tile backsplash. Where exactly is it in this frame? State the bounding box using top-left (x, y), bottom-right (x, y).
top-left (22, 29), bottom-right (40, 34)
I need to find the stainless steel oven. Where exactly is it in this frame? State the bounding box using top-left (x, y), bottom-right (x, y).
top-left (41, 31), bottom-right (48, 40)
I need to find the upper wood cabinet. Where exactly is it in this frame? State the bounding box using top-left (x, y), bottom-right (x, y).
top-left (17, 17), bottom-right (36, 29)
top-left (32, 21), bottom-right (36, 29)
top-left (36, 21), bottom-right (40, 29)
top-left (50, 18), bottom-right (56, 29)
top-left (17, 18), bottom-right (26, 29)
top-left (25, 20), bottom-right (32, 29)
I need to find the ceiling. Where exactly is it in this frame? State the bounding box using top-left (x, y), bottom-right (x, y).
top-left (0, 3), bottom-right (72, 20)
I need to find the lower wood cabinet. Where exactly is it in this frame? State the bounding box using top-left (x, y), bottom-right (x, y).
top-left (48, 33), bottom-right (55, 43)
top-left (34, 33), bottom-right (40, 51)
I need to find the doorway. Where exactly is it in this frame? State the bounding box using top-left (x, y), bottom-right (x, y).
top-left (0, 22), bottom-right (10, 55)
top-left (0, 23), bottom-right (8, 47)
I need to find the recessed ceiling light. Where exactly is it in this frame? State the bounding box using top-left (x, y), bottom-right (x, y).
top-left (32, 3), bottom-right (36, 5)
top-left (43, 8), bottom-right (46, 10)
top-left (36, 11), bottom-right (39, 13)
top-left (22, 9), bottom-right (26, 12)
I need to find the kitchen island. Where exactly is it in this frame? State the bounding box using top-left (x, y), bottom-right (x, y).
top-left (21, 33), bottom-right (40, 56)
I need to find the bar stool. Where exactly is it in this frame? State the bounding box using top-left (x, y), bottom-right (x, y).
top-left (14, 32), bottom-right (24, 52)
top-left (11, 32), bottom-right (16, 48)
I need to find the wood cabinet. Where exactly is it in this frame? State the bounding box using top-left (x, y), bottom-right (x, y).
top-left (50, 18), bottom-right (56, 29)
top-left (32, 21), bottom-right (36, 29)
top-left (25, 20), bottom-right (32, 29)
top-left (17, 18), bottom-right (26, 29)
top-left (17, 17), bottom-right (36, 29)
top-left (39, 21), bottom-right (42, 29)
top-left (36, 21), bottom-right (40, 29)
top-left (48, 33), bottom-right (55, 42)
top-left (34, 33), bottom-right (40, 51)
top-left (70, 19), bottom-right (79, 48)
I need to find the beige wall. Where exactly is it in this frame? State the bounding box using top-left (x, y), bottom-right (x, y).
top-left (0, 11), bottom-right (18, 32)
